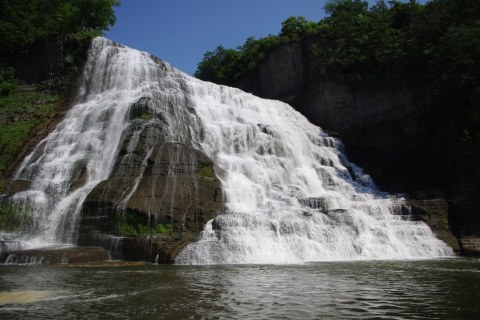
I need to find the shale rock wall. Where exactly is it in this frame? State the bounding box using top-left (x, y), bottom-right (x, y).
top-left (78, 99), bottom-right (224, 263)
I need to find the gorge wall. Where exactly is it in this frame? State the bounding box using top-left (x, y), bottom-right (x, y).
top-left (233, 38), bottom-right (479, 254)
top-left (0, 36), bottom-right (90, 179)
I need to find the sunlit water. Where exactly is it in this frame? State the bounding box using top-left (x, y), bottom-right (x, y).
top-left (1, 259), bottom-right (479, 319)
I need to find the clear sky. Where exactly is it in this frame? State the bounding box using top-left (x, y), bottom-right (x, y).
top-left (106, 0), bottom-right (428, 75)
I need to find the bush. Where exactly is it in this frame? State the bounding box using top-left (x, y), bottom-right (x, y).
top-left (0, 203), bottom-right (35, 232)
top-left (114, 209), bottom-right (174, 237)
top-left (0, 88), bottom-right (60, 176)
top-left (0, 65), bottom-right (16, 96)
top-left (195, 35), bottom-right (283, 85)
top-left (195, 164), bottom-right (215, 179)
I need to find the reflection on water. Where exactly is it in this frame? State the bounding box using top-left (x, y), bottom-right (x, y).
top-left (0, 259), bottom-right (479, 319)
top-left (0, 290), bottom-right (57, 305)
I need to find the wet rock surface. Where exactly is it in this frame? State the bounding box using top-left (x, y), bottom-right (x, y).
top-left (0, 180), bottom-right (31, 195)
top-left (78, 100), bottom-right (224, 263)
top-left (1, 246), bottom-right (110, 265)
top-left (406, 199), bottom-right (460, 252)
top-left (459, 237), bottom-right (480, 256)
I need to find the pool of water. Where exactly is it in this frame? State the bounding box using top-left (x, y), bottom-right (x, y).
top-left (1, 258), bottom-right (479, 319)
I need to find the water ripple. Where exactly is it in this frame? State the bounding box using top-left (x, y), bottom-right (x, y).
top-left (0, 260), bottom-right (479, 319)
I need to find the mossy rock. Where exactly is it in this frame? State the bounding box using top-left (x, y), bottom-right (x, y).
top-left (113, 209), bottom-right (173, 237)
top-left (195, 164), bottom-right (215, 179)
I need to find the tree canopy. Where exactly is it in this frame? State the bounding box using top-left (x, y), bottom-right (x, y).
top-left (0, 0), bottom-right (121, 56)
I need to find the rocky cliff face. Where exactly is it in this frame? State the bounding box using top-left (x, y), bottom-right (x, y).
top-left (78, 98), bottom-right (223, 262)
top-left (235, 41), bottom-right (309, 104)
top-left (0, 36), bottom-right (90, 179)
top-left (233, 39), bottom-right (479, 254)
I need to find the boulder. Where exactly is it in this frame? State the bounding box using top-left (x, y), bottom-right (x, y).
top-left (406, 199), bottom-right (460, 252)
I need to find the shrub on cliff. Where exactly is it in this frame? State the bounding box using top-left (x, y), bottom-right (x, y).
top-left (280, 16), bottom-right (319, 40)
top-left (195, 35), bottom-right (283, 85)
top-left (0, 65), bottom-right (16, 96)
top-left (195, 46), bottom-right (241, 86)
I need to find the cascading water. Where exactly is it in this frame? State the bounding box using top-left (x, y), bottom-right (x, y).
top-left (1, 37), bottom-right (453, 263)
top-left (2, 38), bottom-right (164, 249)
top-left (175, 79), bottom-right (454, 264)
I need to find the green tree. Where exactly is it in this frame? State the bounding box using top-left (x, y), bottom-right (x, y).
top-left (324, 0), bottom-right (369, 17)
top-left (0, 0), bottom-right (121, 56)
top-left (195, 46), bottom-right (240, 85)
top-left (195, 35), bottom-right (283, 85)
top-left (280, 16), bottom-right (318, 39)
top-left (0, 0), bottom-right (35, 54)
top-left (313, 0), bottom-right (383, 86)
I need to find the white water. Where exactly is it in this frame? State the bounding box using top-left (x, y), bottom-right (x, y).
top-left (175, 79), bottom-right (454, 264)
top-left (1, 38), bottom-right (453, 262)
top-left (4, 38), bottom-right (163, 248)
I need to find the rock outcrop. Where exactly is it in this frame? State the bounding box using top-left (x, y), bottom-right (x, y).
top-left (235, 41), bottom-right (309, 105)
top-left (406, 199), bottom-right (460, 252)
top-left (77, 98), bottom-right (224, 263)
top-left (0, 246), bottom-right (110, 265)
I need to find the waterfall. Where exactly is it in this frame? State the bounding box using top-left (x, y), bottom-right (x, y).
top-left (1, 38), bottom-right (453, 263)
top-left (3, 38), bottom-right (164, 248)
top-left (175, 79), bottom-right (453, 264)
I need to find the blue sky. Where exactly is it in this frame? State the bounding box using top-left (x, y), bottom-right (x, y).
top-left (106, 0), bottom-right (428, 75)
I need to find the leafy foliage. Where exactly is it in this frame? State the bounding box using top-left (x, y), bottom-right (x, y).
top-left (195, 46), bottom-right (241, 85)
top-left (280, 16), bottom-right (319, 40)
top-left (115, 210), bottom-right (173, 236)
top-left (0, 203), bottom-right (35, 232)
top-left (404, 0), bottom-right (479, 160)
top-left (0, 88), bottom-right (61, 176)
top-left (197, 20), bottom-right (313, 85)
top-left (0, 0), bottom-right (121, 56)
top-left (195, 0), bottom-right (417, 86)
top-left (117, 222), bottom-right (173, 236)
top-left (195, 164), bottom-right (215, 179)
top-left (311, 0), bottom-right (425, 87)
top-left (0, 65), bottom-right (16, 96)
top-left (194, 35), bottom-right (284, 85)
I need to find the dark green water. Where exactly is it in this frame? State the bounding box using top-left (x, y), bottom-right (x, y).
top-left (1, 259), bottom-right (479, 319)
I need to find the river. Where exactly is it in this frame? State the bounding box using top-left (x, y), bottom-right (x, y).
top-left (1, 258), bottom-right (479, 319)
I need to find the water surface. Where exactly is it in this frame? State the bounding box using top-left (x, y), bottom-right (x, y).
top-left (1, 259), bottom-right (479, 319)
